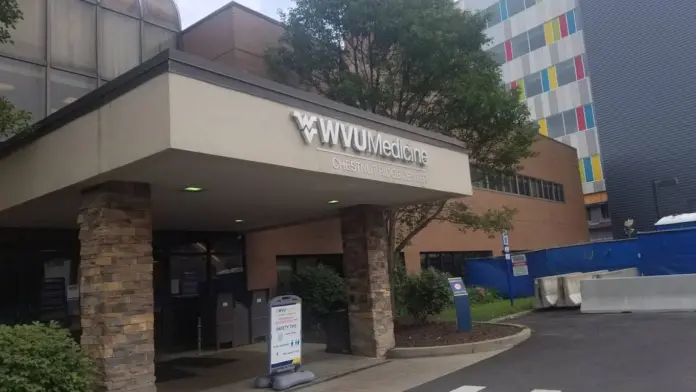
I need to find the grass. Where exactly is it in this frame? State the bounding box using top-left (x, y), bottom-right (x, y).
top-left (437, 297), bottom-right (535, 323)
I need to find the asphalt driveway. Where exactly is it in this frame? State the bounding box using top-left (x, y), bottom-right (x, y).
top-left (408, 309), bottom-right (696, 392)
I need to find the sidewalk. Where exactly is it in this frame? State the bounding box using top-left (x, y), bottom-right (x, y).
top-left (294, 350), bottom-right (505, 392)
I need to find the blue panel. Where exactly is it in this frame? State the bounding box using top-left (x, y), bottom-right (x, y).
top-left (584, 104), bottom-right (596, 128)
top-left (500, 0), bottom-right (508, 20)
top-left (541, 69), bottom-right (550, 92)
top-left (567, 10), bottom-right (577, 34)
top-left (583, 157), bottom-right (594, 182)
top-left (638, 229), bottom-right (696, 275)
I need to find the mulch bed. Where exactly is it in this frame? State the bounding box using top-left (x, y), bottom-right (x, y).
top-left (395, 322), bottom-right (522, 347)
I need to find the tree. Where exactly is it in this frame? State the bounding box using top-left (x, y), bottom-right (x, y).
top-left (0, 0), bottom-right (30, 141)
top-left (267, 0), bottom-right (537, 271)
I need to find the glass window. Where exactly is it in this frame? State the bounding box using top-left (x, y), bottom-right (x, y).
top-left (51, 0), bottom-right (97, 75)
top-left (556, 58), bottom-right (577, 87)
top-left (506, 0), bottom-right (526, 17)
top-left (528, 25), bottom-right (546, 52)
top-left (530, 179), bottom-right (541, 198)
top-left (518, 176), bottom-right (531, 196)
top-left (49, 70), bottom-right (96, 114)
top-left (524, 0), bottom-right (536, 7)
top-left (170, 254), bottom-right (207, 297)
top-left (169, 241), bottom-right (207, 253)
top-left (523, 72), bottom-right (543, 98)
top-left (276, 259), bottom-right (293, 295)
top-left (489, 43), bottom-right (506, 65)
top-left (99, 10), bottom-right (140, 80)
top-left (142, 23), bottom-right (177, 61)
top-left (484, 3), bottom-right (501, 26)
top-left (295, 257), bottom-right (318, 272)
top-left (563, 109), bottom-right (578, 134)
top-left (546, 113), bottom-right (565, 138)
top-left (559, 185), bottom-right (565, 202)
top-left (142, 0), bottom-right (179, 30)
top-left (100, 0), bottom-right (141, 17)
top-left (0, 0), bottom-right (46, 62)
top-left (575, 9), bottom-right (584, 31)
top-left (425, 253), bottom-right (442, 270)
top-left (0, 57), bottom-right (45, 121)
top-left (601, 204), bottom-right (610, 219)
top-left (488, 173), bottom-right (503, 192)
top-left (510, 33), bottom-right (529, 59)
top-left (210, 254), bottom-right (244, 275)
top-left (441, 253), bottom-right (456, 276)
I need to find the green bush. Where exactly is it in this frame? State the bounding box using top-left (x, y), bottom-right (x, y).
top-left (291, 264), bottom-right (348, 322)
top-left (0, 322), bottom-right (94, 392)
top-left (467, 286), bottom-right (502, 305)
top-left (390, 262), bottom-right (410, 318)
top-left (402, 267), bottom-right (452, 325)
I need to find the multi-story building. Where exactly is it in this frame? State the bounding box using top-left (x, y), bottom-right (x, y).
top-left (456, 0), bottom-right (612, 241)
top-left (578, 0), bottom-right (696, 236)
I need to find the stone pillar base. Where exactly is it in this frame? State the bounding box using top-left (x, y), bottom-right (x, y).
top-left (78, 182), bottom-right (156, 392)
top-left (340, 205), bottom-right (395, 358)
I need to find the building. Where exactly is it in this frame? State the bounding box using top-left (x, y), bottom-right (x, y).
top-left (578, 0), bottom-right (696, 236)
top-left (0, 1), bottom-right (587, 390)
top-left (455, 0), bottom-right (612, 241)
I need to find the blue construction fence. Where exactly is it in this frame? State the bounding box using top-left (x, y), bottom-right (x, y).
top-left (463, 227), bottom-right (696, 299)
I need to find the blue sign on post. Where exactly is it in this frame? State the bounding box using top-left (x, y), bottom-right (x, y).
top-left (447, 277), bottom-right (472, 332)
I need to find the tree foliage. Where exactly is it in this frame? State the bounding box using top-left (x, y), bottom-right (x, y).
top-left (0, 0), bottom-right (30, 141)
top-left (267, 0), bottom-right (537, 269)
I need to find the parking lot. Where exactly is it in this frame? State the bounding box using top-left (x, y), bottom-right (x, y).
top-left (408, 310), bottom-right (696, 392)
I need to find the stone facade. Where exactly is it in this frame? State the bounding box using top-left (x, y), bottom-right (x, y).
top-left (78, 182), bottom-right (156, 392)
top-left (340, 205), bottom-right (395, 358)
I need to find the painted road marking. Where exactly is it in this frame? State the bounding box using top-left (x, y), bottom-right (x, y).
top-left (449, 388), bottom-right (561, 392)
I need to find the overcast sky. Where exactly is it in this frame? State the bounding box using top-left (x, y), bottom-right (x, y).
top-left (176, 0), bottom-right (294, 28)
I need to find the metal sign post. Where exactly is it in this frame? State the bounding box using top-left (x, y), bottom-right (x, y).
top-left (502, 230), bottom-right (514, 306)
top-left (448, 277), bottom-right (472, 332)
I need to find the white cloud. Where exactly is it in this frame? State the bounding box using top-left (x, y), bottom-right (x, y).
top-left (176, 0), bottom-right (294, 28)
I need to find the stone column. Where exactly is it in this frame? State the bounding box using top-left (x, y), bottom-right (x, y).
top-left (78, 182), bottom-right (156, 392)
top-left (340, 205), bottom-right (395, 358)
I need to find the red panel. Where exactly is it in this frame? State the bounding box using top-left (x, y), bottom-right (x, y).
top-left (559, 15), bottom-right (569, 37)
top-left (510, 81), bottom-right (517, 89)
top-left (504, 40), bottom-right (513, 61)
top-left (576, 106), bottom-right (587, 131)
top-left (575, 56), bottom-right (585, 80)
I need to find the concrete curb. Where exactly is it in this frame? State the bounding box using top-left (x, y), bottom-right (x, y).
top-left (386, 323), bottom-right (531, 359)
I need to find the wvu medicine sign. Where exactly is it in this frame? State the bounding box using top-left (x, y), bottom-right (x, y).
top-left (291, 110), bottom-right (429, 166)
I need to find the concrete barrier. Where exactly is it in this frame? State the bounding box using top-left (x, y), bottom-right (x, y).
top-left (593, 268), bottom-right (639, 279)
top-left (560, 272), bottom-right (604, 307)
top-left (581, 273), bottom-right (696, 314)
top-left (535, 275), bottom-right (563, 308)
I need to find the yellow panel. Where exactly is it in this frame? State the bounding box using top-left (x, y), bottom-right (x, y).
top-left (552, 19), bottom-right (562, 41)
top-left (591, 155), bottom-right (603, 180)
top-left (518, 79), bottom-right (525, 100)
top-left (538, 118), bottom-right (548, 136)
top-left (579, 160), bottom-right (586, 182)
top-left (544, 22), bottom-right (554, 44)
top-left (548, 65), bottom-right (558, 90)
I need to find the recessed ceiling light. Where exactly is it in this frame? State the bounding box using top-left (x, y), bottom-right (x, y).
top-left (328, 200), bottom-right (340, 204)
top-left (0, 83), bottom-right (15, 91)
top-left (182, 186), bottom-right (204, 192)
top-left (62, 97), bottom-right (77, 104)
top-left (234, 219), bottom-right (244, 223)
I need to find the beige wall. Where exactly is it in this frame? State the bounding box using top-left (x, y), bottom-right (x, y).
top-left (0, 74), bottom-right (171, 212)
top-left (245, 137), bottom-right (589, 292)
top-left (168, 73), bottom-right (472, 196)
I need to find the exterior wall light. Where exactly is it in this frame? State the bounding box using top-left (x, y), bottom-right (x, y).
top-left (182, 187), bottom-right (204, 192)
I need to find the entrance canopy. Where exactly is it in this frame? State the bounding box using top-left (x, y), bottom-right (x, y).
top-left (0, 50), bottom-right (472, 232)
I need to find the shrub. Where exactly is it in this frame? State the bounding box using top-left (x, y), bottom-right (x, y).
top-left (467, 286), bottom-right (502, 305)
top-left (390, 262), bottom-right (410, 318)
top-left (0, 322), bottom-right (94, 392)
top-left (291, 264), bottom-right (348, 322)
top-left (402, 267), bottom-right (452, 325)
